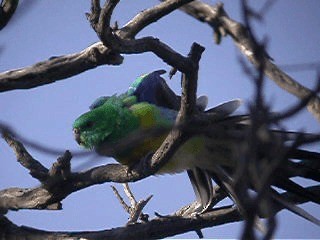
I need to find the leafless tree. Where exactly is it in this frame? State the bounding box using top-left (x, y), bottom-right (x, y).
top-left (0, 1), bottom-right (319, 239)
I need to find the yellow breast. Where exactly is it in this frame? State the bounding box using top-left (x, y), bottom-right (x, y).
top-left (115, 134), bottom-right (167, 167)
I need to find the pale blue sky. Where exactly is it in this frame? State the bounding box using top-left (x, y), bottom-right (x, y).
top-left (1, 0), bottom-right (319, 238)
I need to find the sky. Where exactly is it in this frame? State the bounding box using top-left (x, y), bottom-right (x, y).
top-left (0, 0), bottom-right (319, 238)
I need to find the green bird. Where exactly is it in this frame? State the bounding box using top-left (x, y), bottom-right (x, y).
top-left (73, 71), bottom-right (229, 174)
top-left (73, 71), bottom-right (320, 222)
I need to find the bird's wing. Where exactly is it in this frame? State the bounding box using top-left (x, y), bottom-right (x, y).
top-left (131, 70), bottom-right (218, 213)
top-left (132, 70), bottom-right (180, 110)
top-left (205, 99), bottom-right (242, 118)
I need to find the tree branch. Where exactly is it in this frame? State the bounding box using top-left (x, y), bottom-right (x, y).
top-left (0, 0), bottom-right (19, 30)
top-left (0, 206), bottom-right (240, 240)
top-left (0, 0), bottom-right (195, 92)
top-left (112, 183), bottom-right (153, 224)
top-left (0, 43), bottom-right (123, 92)
top-left (120, 0), bottom-right (195, 39)
top-left (87, 0), bottom-right (195, 73)
top-left (174, 0), bottom-right (320, 121)
top-left (1, 186), bottom-right (319, 240)
top-left (2, 130), bottom-right (49, 182)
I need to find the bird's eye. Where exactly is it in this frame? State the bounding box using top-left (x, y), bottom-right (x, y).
top-left (85, 121), bottom-right (95, 128)
top-left (73, 128), bottom-right (80, 134)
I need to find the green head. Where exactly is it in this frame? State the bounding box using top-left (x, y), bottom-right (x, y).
top-left (72, 96), bottom-right (139, 150)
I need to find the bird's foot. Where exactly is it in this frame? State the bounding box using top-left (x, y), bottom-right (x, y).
top-left (174, 201), bottom-right (210, 217)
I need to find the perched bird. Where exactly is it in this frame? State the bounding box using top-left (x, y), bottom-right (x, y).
top-left (73, 70), bottom-right (320, 223)
top-left (73, 70), bottom-right (236, 212)
top-left (73, 70), bottom-right (229, 174)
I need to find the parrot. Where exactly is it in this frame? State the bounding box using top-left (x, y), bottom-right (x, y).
top-left (73, 70), bottom-right (320, 223)
top-left (73, 70), bottom-right (230, 212)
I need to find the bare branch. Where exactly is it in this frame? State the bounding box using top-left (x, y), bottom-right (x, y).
top-left (0, 43), bottom-right (123, 92)
top-left (120, 0), bottom-right (195, 39)
top-left (271, 74), bottom-right (320, 122)
top-left (104, 36), bottom-right (195, 73)
top-left (123, 183), bottom-right (137, 207)
top-left (88, 0), bottom-right (120, 44)
top-left (0, 0), bottom-right (19, 30)
top-left (175, 0), bottom-right (320, 121)
top-left (87, 1), bottom-right (196, 73)
top-left (0, 0), bottom-right (195, 92)
top-left (111, 183), bottom-right (153, 224)
top-left (0, 188), bottom-right (61, 212)
top-left (47, 151), bottom-right (72, 182)
top-left (111, 185), bottom-right (131, 213)
top-left (1, 186), bottom-right (319, 239)
top-left (2, 130), bottom-right (49, 182)
top-left (0, 206), bottom-right (241, 240)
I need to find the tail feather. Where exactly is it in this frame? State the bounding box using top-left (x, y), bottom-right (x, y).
top-left (187, 168), bottom-right (213, 213)
top-left (205, 99), bottom-right (242, 117)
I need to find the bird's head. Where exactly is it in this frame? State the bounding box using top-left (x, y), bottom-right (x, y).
top-left (73, 104), bottom-right (117, 149)
top-left (72, 97), bottom-right (138, 150)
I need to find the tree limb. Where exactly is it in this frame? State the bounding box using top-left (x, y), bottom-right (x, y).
top-left (0, 43), bottom-right (123, 92)
top-left (120, 0), bottom-right (195, 39)
top-left (87, 0), bottom-right (195, 73)
top-left (0, 0), bottom-right (19, 30)
top-left (0, 0), bottom-right (195, 92)
top-left (2, 131), bottom-right (49, 182)
top-left (174, 0), bottom-right (320, 121)
top-left (1, 186), bottom-right (319, 240)
top-left (0, 206), bottom-right (240, 240)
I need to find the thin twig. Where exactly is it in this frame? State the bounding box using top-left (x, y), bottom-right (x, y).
top-left (120, 0), bottom-right (194, 39)
top-left (123, 183), bottom-right (137, 207)
top-left (128, 194), bottom-right (153, 224)
top-left (2, 129), bottom-right (49, 181)
top-left (111, 185), bottom-right (131, 214)
top-left (0, 42), bottom-right (123, 92)
top-left (0, 0), bottom-right (194, 92)
top-left (111, 183), bottom-right (152, 224)
top-left (176, 0), bottom-right (320, 121)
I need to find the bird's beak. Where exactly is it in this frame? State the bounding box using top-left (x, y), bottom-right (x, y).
top-left (73, 128), bottom-right (82, 145)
